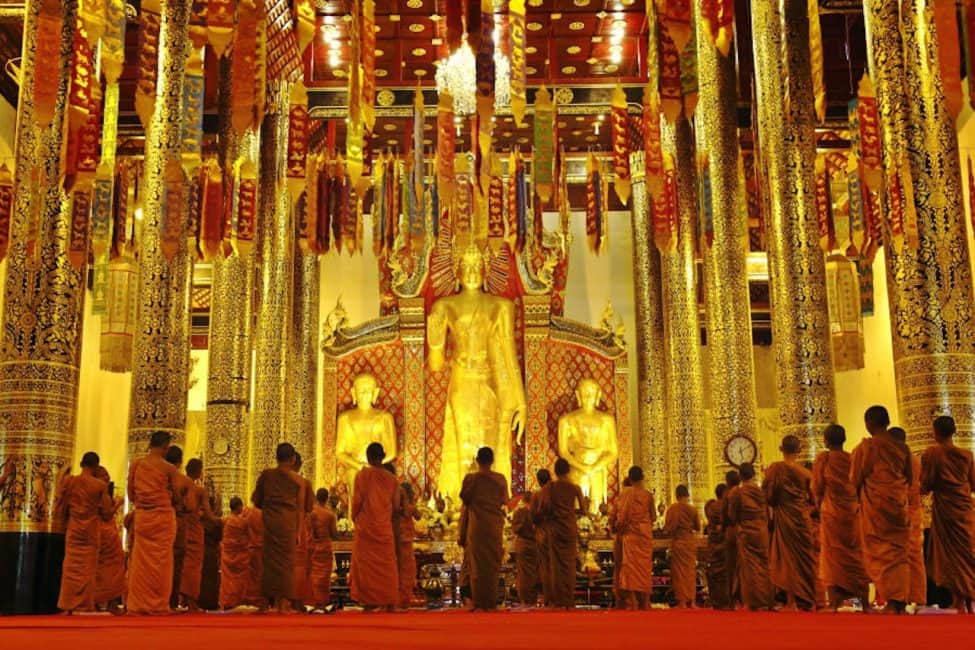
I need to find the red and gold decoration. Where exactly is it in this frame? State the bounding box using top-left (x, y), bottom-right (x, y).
top-left (134, 0), bottom-right (161, 129)
top-left (586, 153), bottom-right (607, 254)
top-left (808, 0), bottom-right (825, 121)
top-left (652, 154), bottom-right (677, 251)
top-left (208, 0), bottom-right (235, 57)
top-left (361, 0), bottom-right (377, 133)
top-left (533, 86), bottom-right (555, 204)
top-left (611, 85), bottom-right (631, 205)
top-left (700, 0), bottom-right (734, 56)
top-left (509, 0), bottom-right (528, 127)
top-left (231, 0), bottom-right (266, 135)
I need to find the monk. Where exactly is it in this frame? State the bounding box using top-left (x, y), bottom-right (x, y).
top-left (726, 463), bottom-right (774, 611)
top-left (177, 458), bottom-right (216, 611)
top-left (920, 416), bottom-right (975, 613)
top-left (705, 484), bottom-right (729, 609)
top-left (217, 497), bottom-right (249, 609)
top-left (664, 484), bottom-right (699, 608)
top-left (608, 477), bottom-right (631, 608)
top-left (811, 424), bottom-right (871, 610)
top-left (292, 453), bottom-right (314, 611)
top-left (764, 435), bottom-right (817, 610)
top-left (513, 492), bottom-right (539, 608)
top-left (612, 466), bottom-right (654, 609)
top-left (539, 458), bottom-right (585, 609)
top-left (55, 452), bottom-right (115, 613)
top-left (460, 447), bottom-right (510, 610)
top-left (127, 430), bottom-right (179, 615)
top-left (531, 468), bottom-right (553, 605)
top-left (457, 503), bottom-right (472, 607)
top-left (92, 466), bottom-right (125, 611)
top-left (309, 488), bottom-right (338, 612)
top-left (721, 469), bottom-right (742, 607)
top-left (253, 442), bottom-right (305, 613)
top-left (349, 442), bottom-right (399, 610)
top-left (244, 497), bottom-right (265, 607)
top-left (889, 426), bottom-right (926, 607)
top-left (395, 480), bottom-right (419, 609)
top-left (851, 405), bottom-right (912, 614)
top-left (165, 446), bottom-right (188, 609)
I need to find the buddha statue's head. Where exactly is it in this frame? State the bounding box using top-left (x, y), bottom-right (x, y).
top-left (351, 373), bottom-right (380, 409)
top-left (576, 378), bottom-right (603, 412)
top-left (457, 243), bottom-right (486, 291)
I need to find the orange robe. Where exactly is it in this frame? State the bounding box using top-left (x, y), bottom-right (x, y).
top-left (349, 465), bottom-right (398, 607)
top-left (704, 498), bottom-right (729, 608)
top-left (56, 473), bottom-right (114, 611)
top-left (615, 486), bottom-right (655, 595)
top-left (308, 504), bottom-right (337, 605)
top-left (532, 484), bottom-right (552, 604)
top-left (906, 455), bottom-right (926, 604)
top-left (395, 495), bottom-right (418, 608)
top-left (460, 470), bottom-right (509, 609)
top-left (664, 501), bottom-right (699, 604)
top-left (178, 481), bottom-right (206, 601)
top-left (720, 491), bottom-right (740, 604)
top-left (94, 515), bottom-right (126, 604)
top-left (244, 506), bottom-right (264, 605)
top-left (219, 513), bottom-right (250, 609)
top-left (764, 461), bottom-right (817, 605)
top-left (126, 456), bottom-right (177, 615)
top-left (811, 450), bottom-right (870, 598)
top-left (292, 477), bottom-right (313, 603)
top-left (850, 434), bottom-right (911, 603)
top-left (253, 468), bottom-right (303, 600)
top-left (920, 443), bottom-right (975, 599)
top-left (542, 479), bottom-right (585, 608)
top-left (726, 482), bottom-right (774, 610)
top-left (512, 505), bottom-right (539, 605)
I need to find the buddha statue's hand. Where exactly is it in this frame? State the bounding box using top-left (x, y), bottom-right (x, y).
top-left (512, 405), bottom-right (527, 445)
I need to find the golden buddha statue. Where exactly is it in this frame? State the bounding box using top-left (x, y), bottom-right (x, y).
top-left (335, 373), bottom-right (397, 502)
top-left (557, 378), bottom-right (618, 514)
top-left (428, 244), bottom-right (527, 497)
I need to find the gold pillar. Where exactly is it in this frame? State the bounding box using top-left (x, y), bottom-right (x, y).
top-left (863, 0), bottom-right (975, 451)
top-left (628, 152), bottom-right (670, 502)
top-left (660, 117), bottom-right (708, 503)
top-left (205, 59), bottom-right (257, 503)
top-left (127, 0), bottom-right (194, 461)
top-left (695, 13), bottom-right (759, 471)
top-left (0, 0), bottom-right (82, 536)
top-left (287, 248), bottom-right (319, 468)
top-left (249, 83), bottom-right (294, 477)
top-left (751, 0), bottom-right (836, 457)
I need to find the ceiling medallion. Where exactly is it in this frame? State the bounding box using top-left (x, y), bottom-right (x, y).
top-left (526, 45), bottom-right (538, 54)
top-left (412, 47), bottom-right (427, 56)
top-left (377, 89), bottom-right (396, 107)
top-left (409, 23), bottom-right (425, 32)
top-left (569, 21), bottom-right (584, 30)
top-left (333, 69), bottom-right (347, 78)
top-left (435, 39), bottom-right (511, 115)
top-left (573, 0), bottom-right (590, 5)
top-left (387, 139), bottom-right (398, 146)
top-left (526, 66), bottom-right (537, 75)
top-left (567, 45), bottom-right (581, 54)
top-left (383, 123), bottom-right (397, 131)
top-left (561, 65), bottom-right (576, 74)
top-left (407, 0), bottom-right (423, 7)
top-left (555, 87), bottom-right (574, 105)
top-left (605, 63), bottom-right (619, 73)
top-left (375, 49), bottom-right (385, 57)
top-left (529, 0), bottom-right (543, 6)
top-left (527, 22), bottom-right (543, 31)
top-left (376, 69), bottom-right (389, 77)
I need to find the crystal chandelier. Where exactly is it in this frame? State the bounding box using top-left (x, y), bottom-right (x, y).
top-left (435, 40), bottom-right (511, 116)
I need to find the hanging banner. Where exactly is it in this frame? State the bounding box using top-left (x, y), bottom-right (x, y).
top-left (660, 0), bottom-right (692, 52)
top-left (161, 160), bottom-right (186, 260)
top-left (319, 156), bottom-right (334, 254)
top-left (885, 163), bottom-right (921, 252)
top-left (512, 151), bottom-right (528, 253)
top-left (101, 0), bottom-right (126, 84)
top-left (557, 144), bottom-right (570, 234)
top-left (111, 162), bottom-right (134, 258)
top-left (198, 159), bottom-right (223, 259)
top-left (189, 0), bottom-right (207, 49)
top-left (33, 0), bottom-right (63, 129)
top-left (0, 165), bottom-right (12, 262)
top-left (342, 173), bottom-right (358, 255)
top-left (814, 155), bottom-right (832, 251)
top-left (862, 186), bottom-right (882, 264)
top-left (346, 0), bottom-right (363, 188)
top-left (509, 0), bottom-right (527, 127)
top-left (182, 47), bottom-right (205, 169)
top-left (362, 0), bottom-right (376, 133)
top-left (586, 154), bottom-right (607, 254)
top-left (658, 21), bottom-right (683, 123)
top-left (135, 0), bottom-right (161, 130)
top-left (65, 49), bottom-right (100, 193)
top-left (933, 0), bottom-right (963, 119)
top-left (231, 0), bottom-right (260, 135)
top-left (287, 83), bottom-right (310, 198)
top-left (488, 158), bottom-right (505, 253)
top-left (446, 0), bottom-right (464, 54)
top-left (856, 75), bottom-right (882, 191)
top-left (652, 154), bottom-right (677, 251)
top-left (474, 0), bottom-right (495, 162)
top-left (643, 88), bottom-right (665, 198)
top-left (700, 0), bottom-right (734, 57)
top-left (100, 257), bottom-right (138, 372)
top-left (679, 23), bottom-right (698, 118)
top-left (808, 0), bottom-right (825, 122)
top-left (299, 152), bottom-right (318, 254)
top-left (234, 159), bottom-right (258, 255)
top-left (208, 0), bottom-right (235, 58)
top-left (437, 91), bottom-right (456, 207)
top-left (67, 190), bottom-right (91, 269)
top-left (534, 86), bottom-right (555, 204)
top-left (79, 0), bottom-right (107, 47)
top-left (848, 156), bottom-right (866, 257)
top-left (611, 85), bottom-right (631, 205)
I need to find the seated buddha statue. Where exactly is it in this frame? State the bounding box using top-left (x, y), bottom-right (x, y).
top-left (557, 378), bottom-right (619, 514)
top-left (335, 373), bottom-right (397, 503)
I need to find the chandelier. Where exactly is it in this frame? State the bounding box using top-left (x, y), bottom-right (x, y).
top-left (434, 40), bottom-right (511, 116)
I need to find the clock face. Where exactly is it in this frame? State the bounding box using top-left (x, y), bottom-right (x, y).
top-left (725, 436), bottom-right (757, 467)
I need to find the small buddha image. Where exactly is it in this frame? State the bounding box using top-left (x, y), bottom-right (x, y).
top-left (335, 373), bottom-right (397, 502)
top-left (557, 378), bottom-right (619, 514)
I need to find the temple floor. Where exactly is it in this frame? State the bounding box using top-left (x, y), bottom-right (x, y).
top-left (0, 609), bottom-right (968, 650)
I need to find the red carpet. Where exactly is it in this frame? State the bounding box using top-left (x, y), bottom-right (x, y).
top-left (0, 609), bottom-right (968, 650)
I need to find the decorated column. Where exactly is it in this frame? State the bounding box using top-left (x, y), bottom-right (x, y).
top-left (659, 118), bottom-right (708, 503)
top-left (695, 10), bottom-right (759, 470)
top-left (249, 83), bottom-right (294, 475)
top-left (628, 152), bottom-right (670, 501)
top-left (127, 0), bottom-right (195, 461)
top-left (287, 247), bottom-right (319, 468)
top-left (0, 0), bottom-right (83, 614)
top-left (863, 0), bottom-right (975, 451)
top-left (751, 0), bottom-right (836, 456)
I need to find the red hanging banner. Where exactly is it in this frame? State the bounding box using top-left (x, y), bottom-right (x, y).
top-left (658, 21), bottom-right (683, 123)
top-left (611, 85), bottom-right (631, 205)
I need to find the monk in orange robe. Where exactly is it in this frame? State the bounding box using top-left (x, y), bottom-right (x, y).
top-left (608, 477), bottom-right (631, 608)
top-left (394, 479), bottom-right (419, 609)
top-left (460, 447), bottom-right (510, 610)
top-left (244, 499), bottom-right (265, 606)
top-left (91, 466), bottom-right (125, 610)
top-left (218, 497), bottom-right (250, 610)
top-left (309, 488), bottom-right (338, 611)
top-left (851, 405), bottom-right (912, 613)
top-left (177, 458), bottom-right (216, 611)
top-left (55, 452), bottom-right (116, 613)
top-left (165, 446), bottom-right (189, 609)
top-left (539, 458), bottom-right (585, 609)
top-left (349, 442), bottom-right (399, 610)
top-left (704, 484), bottom-right (729, 609)
top-left (292, 453), bottom-right (314, 611)
top-left (920, 416), bottom-right (975, 614)
top-left (721, 470), bottom-right (742, 607)
top-left (890, 427), bottom-right (926, 607)
top-left (531, 468), bottom-right (552, 605)
top-left (811, 424), bottom-right (871, 610)
top-left (613, 467), bottom-right (654, 609)
top-left (127, 430), bottom-right (179, 615)
top-left (764, 435), bottom-right (818, 610)
top-left (726, 463), bottom-right (774, 611)
top-left (664, 484), bottom-right (700, 608)
top-left (253, 442), bottom-right (306, 613)
top-left (513, 492), bottom-right (539, 607)
top-left (457, 503), bottom-right (472, 607)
